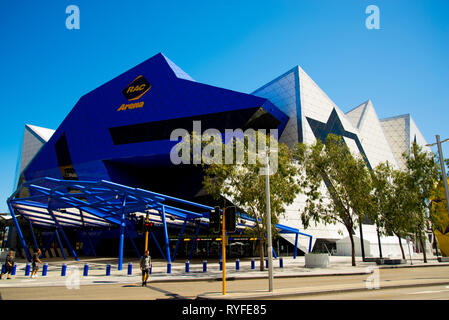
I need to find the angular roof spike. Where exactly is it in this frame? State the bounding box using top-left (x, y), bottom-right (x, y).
top-left (160, 53), bottom-right (195, 81)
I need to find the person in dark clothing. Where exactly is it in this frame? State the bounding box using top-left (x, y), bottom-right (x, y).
top-left (0, 251), bottom-right (15, 280)
top-left (30, 248), bottom-right (42, 278)
top-left (140, 250), bottom-right (151, 287)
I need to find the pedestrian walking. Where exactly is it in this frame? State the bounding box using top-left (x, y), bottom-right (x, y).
top-left (0, 251), bottom-right (15, 280)
top-left (140, 250), bottom-right (151, 287)
top-left (30, 248), bottom-right (43, 278)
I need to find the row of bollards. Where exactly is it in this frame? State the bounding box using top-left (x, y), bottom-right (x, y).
top-left (4, 258), bottom-right (284, 277)
top-left (183, 258), bottom-right (284, 273)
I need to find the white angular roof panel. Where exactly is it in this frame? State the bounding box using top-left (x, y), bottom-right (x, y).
top-left (252, 68), bottom-right (299, 147)
top-left (346, 100), bottom-right (398, 169)
top-left (18, 124), bottom-right (55, 175)
top-left (251, 62), bottom-right (430, 253)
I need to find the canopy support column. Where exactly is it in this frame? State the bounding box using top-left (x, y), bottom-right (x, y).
top-left (172, 219), bottom-right (187, 262)
top-left (151, 231), bottom-right (166, 260)
top-left (293, 233), bottom-right (298, 259)
top-left (161, 205), bottom-right (171, 263)
top-left (54, 229), bottom-right (67, 260)
top-left (118, 195), bottom-right (127, 271)
top-left (272, 247), bottom-right (277, 259)
top-left (28, 220), bottom-right (39, 250)
top-left (7, 200), bottom-right (31, 262)
top-left (47, 206), bottom-right (79, 261)
top-left (80, 209), bottom-right (97, 257)
top-left (41, 232), bottom-right (55, 259)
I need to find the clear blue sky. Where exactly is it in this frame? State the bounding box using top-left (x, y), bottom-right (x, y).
top-left (1, 0), bottom-right (448, 212)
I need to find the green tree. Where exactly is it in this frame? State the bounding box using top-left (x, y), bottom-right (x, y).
top-left (367, 162), bottom-right (395, 258)
top-left (402, 142), bottom-right (440, 262)
top-left (295, 134), bottom-right (372, 266)
top-left (202, 131), bottom-right (302, 271)
top-left (382, 169), bottom-right (415, 259)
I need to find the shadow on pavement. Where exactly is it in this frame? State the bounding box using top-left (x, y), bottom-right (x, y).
top-left (146, 285), bottom-right (189, 299)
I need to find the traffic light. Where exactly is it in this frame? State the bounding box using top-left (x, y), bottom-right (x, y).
top-left (144, 221), bottom-right (154, 232)
top-left (225, 206), bottom-right (236, 233)
top-left (136, 216), bottom-right (145, 235)
top-left (209, 206), bottom-right (221, 233)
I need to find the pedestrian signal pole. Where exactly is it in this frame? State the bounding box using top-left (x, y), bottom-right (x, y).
top-left (144, 212), bottom-right (149, 252)
top-left (222, 207), bottom-right (226, 295)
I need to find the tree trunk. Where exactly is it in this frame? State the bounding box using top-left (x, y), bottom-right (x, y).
top-left (418, 232), bottom-right (427, 263)
top-left (347, 229), bottom-right (356, 266)
top-left (259, 237), bottom-right (265, 271)
top-left (396, 233), bottom-right (405, 259)
top-left (359, 222), bottom-right (366, 262)
top-left (376, 226), bottom-right (383, 258)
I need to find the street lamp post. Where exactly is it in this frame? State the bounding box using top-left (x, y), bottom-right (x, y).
top-left (426, 135), bottom-right (449, 218)
top-left (265, 153), bottom-right (274, 292)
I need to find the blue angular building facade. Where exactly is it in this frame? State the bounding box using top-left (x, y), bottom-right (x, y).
top-left (21, 53), bottom-right (288, 199)
top-left (11, 53), bottom-right (431, 261)
top-left (10, 53), bottom-right (294, 261)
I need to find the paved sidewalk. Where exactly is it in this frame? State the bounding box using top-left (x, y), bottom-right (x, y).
top-left (1, 254), bottom-right (447, 290)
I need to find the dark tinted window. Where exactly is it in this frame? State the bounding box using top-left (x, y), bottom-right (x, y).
top-left (109, 108), bottom-right (281, 145)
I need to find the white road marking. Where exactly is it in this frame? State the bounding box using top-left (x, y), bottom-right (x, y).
top-left (408, 289), bottom-right (449, 295)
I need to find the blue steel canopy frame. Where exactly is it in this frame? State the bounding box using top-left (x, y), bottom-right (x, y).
top-left (276, 224), bottom-right (313, 257)
top-left (7, 177), bottom-right (214, 268)
top-left (8, 177), bottom-right (313, 266)
top-left (238, 213), bottom-right (314, 257)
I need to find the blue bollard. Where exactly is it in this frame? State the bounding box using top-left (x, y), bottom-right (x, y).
top-left (167, 263), bottom-right (171, 274)
top-left (127, 262), bottom-right (132, 276)
top-left (279, 257), bottom-right (284, 268)
top-left (11, 264), bottom-right (16, 276)
top-left (42, 263), bottom-right (48, 276)
top-left (251, 259), bottom-right (255, 270)
top-left (236, 259), bottom-right (240, 271)
top-left (219, 260), bottom-right (222, 271)
top-left (25, 263), bottom-right (31, 276)
top-left (203, 260), bottom-right (207, 272)
top-left (106, 264), bottom-right (111, 276)
top-left (61, 264), bottom-right (67, 276)
top-left (185, 260), bottom-right (190, 273)
top-left (265, 258), bottom-right (268, 268)
top-left (1, 264), bottom-right (5, 274)
top-left (83, 264), bottom-right (89, 276)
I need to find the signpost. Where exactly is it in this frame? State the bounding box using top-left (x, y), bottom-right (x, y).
top-left (144, 212), bottom-right (149, 252)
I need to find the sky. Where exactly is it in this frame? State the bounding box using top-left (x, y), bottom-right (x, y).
top-left (0, 0), bottom-right (448, 213)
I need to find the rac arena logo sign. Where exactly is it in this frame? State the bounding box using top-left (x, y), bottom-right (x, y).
top-left (117, 75), bottom-right (151, 111)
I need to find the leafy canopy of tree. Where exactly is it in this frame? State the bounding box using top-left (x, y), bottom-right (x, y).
top-left (202, 131), bottom-right (302, 270)
top-left (401, 142), bottom-right (440, 262)
top-left (294, 134), bottom-right (372, 266)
